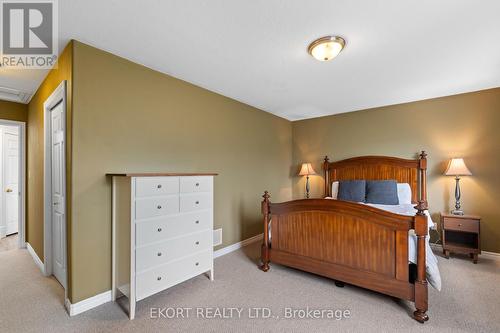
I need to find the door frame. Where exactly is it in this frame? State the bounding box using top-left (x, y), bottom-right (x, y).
top-left (43, 80), bottom-right (67, 291)
top-left (0, 119), bottom-right (26, 249)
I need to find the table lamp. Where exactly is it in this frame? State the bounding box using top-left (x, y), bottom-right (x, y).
top-left (444, 158), bottom-right (472, 215)
top-left (298, 163), bottom-right (317, 198)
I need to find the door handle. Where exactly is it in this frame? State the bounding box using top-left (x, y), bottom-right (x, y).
top-left (5, 189), bottom-right (12, 193)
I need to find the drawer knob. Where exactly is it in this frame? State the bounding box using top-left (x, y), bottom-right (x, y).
top-left (458, 223), bottom-right (462, 227)
top-left (157, 228), bottom-right (162, 232)
top-left (157, 252), bottom-right (162, 256)
top-left (195, 262), bottom-right (199, 266)
top-left (195, 241), bottom-right (200, 245)
top-left (157, 205), bottom-right (162, 209)
top-left (157, 184), bottom-right (162, 189)
top-left (195, 220), bottom-right (200, 224)
top-left (196, 183), bottom-right (200, 187)
top-left (195, 201), bottom-right (200, 205)
top-left (157, 276), bottom-right (162, 281)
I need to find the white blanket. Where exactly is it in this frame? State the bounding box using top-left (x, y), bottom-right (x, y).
top-left (324, 200), bottom-right (442, 290)
top-left (365, 203), bottom-right (441, 290)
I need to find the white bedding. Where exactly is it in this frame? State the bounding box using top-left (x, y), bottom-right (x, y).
top-left (365, 203), bottom-right (441, 291)
top-left (325, 200), bottom-right (442, 290)
top-left (324, 181), bottom-right (441, 289)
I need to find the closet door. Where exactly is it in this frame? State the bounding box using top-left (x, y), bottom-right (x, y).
top-left (2, 128), bottom-right (19, 236)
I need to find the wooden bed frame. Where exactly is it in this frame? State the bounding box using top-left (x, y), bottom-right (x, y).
top-left (259, 152), bottom-right (430, 323)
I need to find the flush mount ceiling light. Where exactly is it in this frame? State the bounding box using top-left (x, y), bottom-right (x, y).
top-left (308, 36), bottom-right (346, 61)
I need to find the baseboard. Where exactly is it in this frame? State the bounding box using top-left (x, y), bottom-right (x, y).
top-left (430, 243), bottom-right (500, 261)
top-left (214, 233), bottom-right (263, 258)
top-left (65, 290), bottom-right (112, 316)
top-left (26, 242), bottom-right (45, 274)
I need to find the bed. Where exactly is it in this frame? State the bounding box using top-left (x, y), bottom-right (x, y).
top-left (259, 152), bottom-right (436, 323)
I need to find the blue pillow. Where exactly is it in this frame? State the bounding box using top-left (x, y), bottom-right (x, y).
top-left (338, 180), bottom-right (366, 203)
top-left (366, 180), bottom-right (399, 205)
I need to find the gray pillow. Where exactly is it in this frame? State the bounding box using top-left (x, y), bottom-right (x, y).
top-left (338, 180), bottom-right (366, 203)
top-left (366, 180), bottom-right (399, 205)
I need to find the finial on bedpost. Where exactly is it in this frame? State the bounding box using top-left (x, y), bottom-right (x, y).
top-left (262, 190), bottom-right (270, 200)
top-left (261, 190), bottom-right (270, 217)
top-left (416, 200), bottom-right (427, 216)
top-left (259, 191), bottom-right (271, 272)
top-left (419, 150), bottom-right (427, 160)
top-left (324, 156), bottom-right (330, 197)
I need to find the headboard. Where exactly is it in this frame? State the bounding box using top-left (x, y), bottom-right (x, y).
top-left (323, 152), bottom-right (428, 204)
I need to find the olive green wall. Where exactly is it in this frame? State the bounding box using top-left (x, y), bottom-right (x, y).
top-left (27, 42), bottom-right (73, 263)
top-left (28, 39), bottom-right (499, 304)
top-left (0, 100), bottom-right (28, 122)
top-left (70, 41), bottom-right (292, 302)
top-left (292, 88), bottom-right (500, 253)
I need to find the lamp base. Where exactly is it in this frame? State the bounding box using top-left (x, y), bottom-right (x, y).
top-left (451, 209), bottom-right (464, 216)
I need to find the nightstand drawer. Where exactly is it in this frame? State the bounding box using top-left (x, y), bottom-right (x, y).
top-left (444, 218), bottom-right (479, 233)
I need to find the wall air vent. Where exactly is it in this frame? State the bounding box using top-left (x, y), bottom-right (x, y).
top-left (213, 228), bottom-right (222, 246)
top-left (0, 86), bottom-right (32, 104)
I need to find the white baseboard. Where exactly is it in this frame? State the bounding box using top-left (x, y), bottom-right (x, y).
top-left (214, 233), bottom-right (263, 258)
top-left (430, 243), bottom-right (500, 261)
top-left (63, 234), bottom-right (263, 316)
top-left (65, 290), bottom-right (112, 316)
top-left (27, 242), bottom-right (45, 274)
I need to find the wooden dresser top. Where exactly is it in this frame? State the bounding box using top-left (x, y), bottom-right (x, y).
top-left (441, 213), bottom-right (481, 220)
top-left (107, 172), bottom-right (218, 177)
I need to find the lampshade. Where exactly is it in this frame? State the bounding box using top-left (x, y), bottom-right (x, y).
top-left (444, 158), bottom-right (472, 176)
top-left (298, 163), bottom-right (317, 176)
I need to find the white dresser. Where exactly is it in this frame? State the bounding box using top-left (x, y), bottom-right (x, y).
top-left (109, 173), bottom-right (217, 319)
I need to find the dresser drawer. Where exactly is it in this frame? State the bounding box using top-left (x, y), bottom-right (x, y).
top-left (136, 230), bottom-right (212, 271)
top-left (135, 177), bottom-right (179, 198)
top-left (180, 193), bottom-right (212, 212)
top-left (444, 218), bottom-right (479, 233)
top-left (136, 249), bottom-right (212, 301)
top-left (136, 211), bottom-right (212, 246)
top-left (135, 196), bottom-right (179, 220)
top-left (180, 176), bottom-right (213, 193)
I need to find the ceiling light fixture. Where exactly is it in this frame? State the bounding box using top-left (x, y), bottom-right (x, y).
top-left (308, 36), bottom-right (346, 61)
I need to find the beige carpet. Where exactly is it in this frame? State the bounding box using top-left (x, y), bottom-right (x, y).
top-left (0, 234), bottom-right (18, 252)
top-left (0, 241), bottom-right (499, 333)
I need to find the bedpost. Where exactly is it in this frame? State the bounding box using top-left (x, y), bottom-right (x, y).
top-left (417, 151), bottom-right (428, 211)
top-left (259, 191), bottom-right (271, 272)
top-left (324, 156), bottom-right (330, 197)
top-left (413, 211), bottom-right (429, 323)
top-left (414, 150), bottom-right (429, 323)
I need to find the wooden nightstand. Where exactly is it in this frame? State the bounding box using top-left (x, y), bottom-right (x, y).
top-left (440, 213), bottom-right (481, 263)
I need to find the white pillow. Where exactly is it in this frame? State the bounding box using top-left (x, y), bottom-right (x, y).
top-left (331, 181), bottom-right (339, 199)
top-left (397, 183), bottom-right (412, 204)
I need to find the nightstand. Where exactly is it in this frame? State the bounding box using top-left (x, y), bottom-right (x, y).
top-left (440, 213), bottom-right (481, 263)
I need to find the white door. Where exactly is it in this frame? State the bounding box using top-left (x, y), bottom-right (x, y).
top-left (3, 128), bottom-right (19, 235)
top-left (51, 102), bottom-right (66, 288)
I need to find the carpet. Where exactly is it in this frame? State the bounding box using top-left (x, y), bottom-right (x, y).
top-left (0, 240), bottom-right (499, 332)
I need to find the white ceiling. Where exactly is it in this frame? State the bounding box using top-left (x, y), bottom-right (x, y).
top-left (1, 0), bottom-right (500, 120)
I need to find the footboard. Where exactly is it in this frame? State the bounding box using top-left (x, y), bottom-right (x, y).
top-left (259, 193), bottom-right (429, 322)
